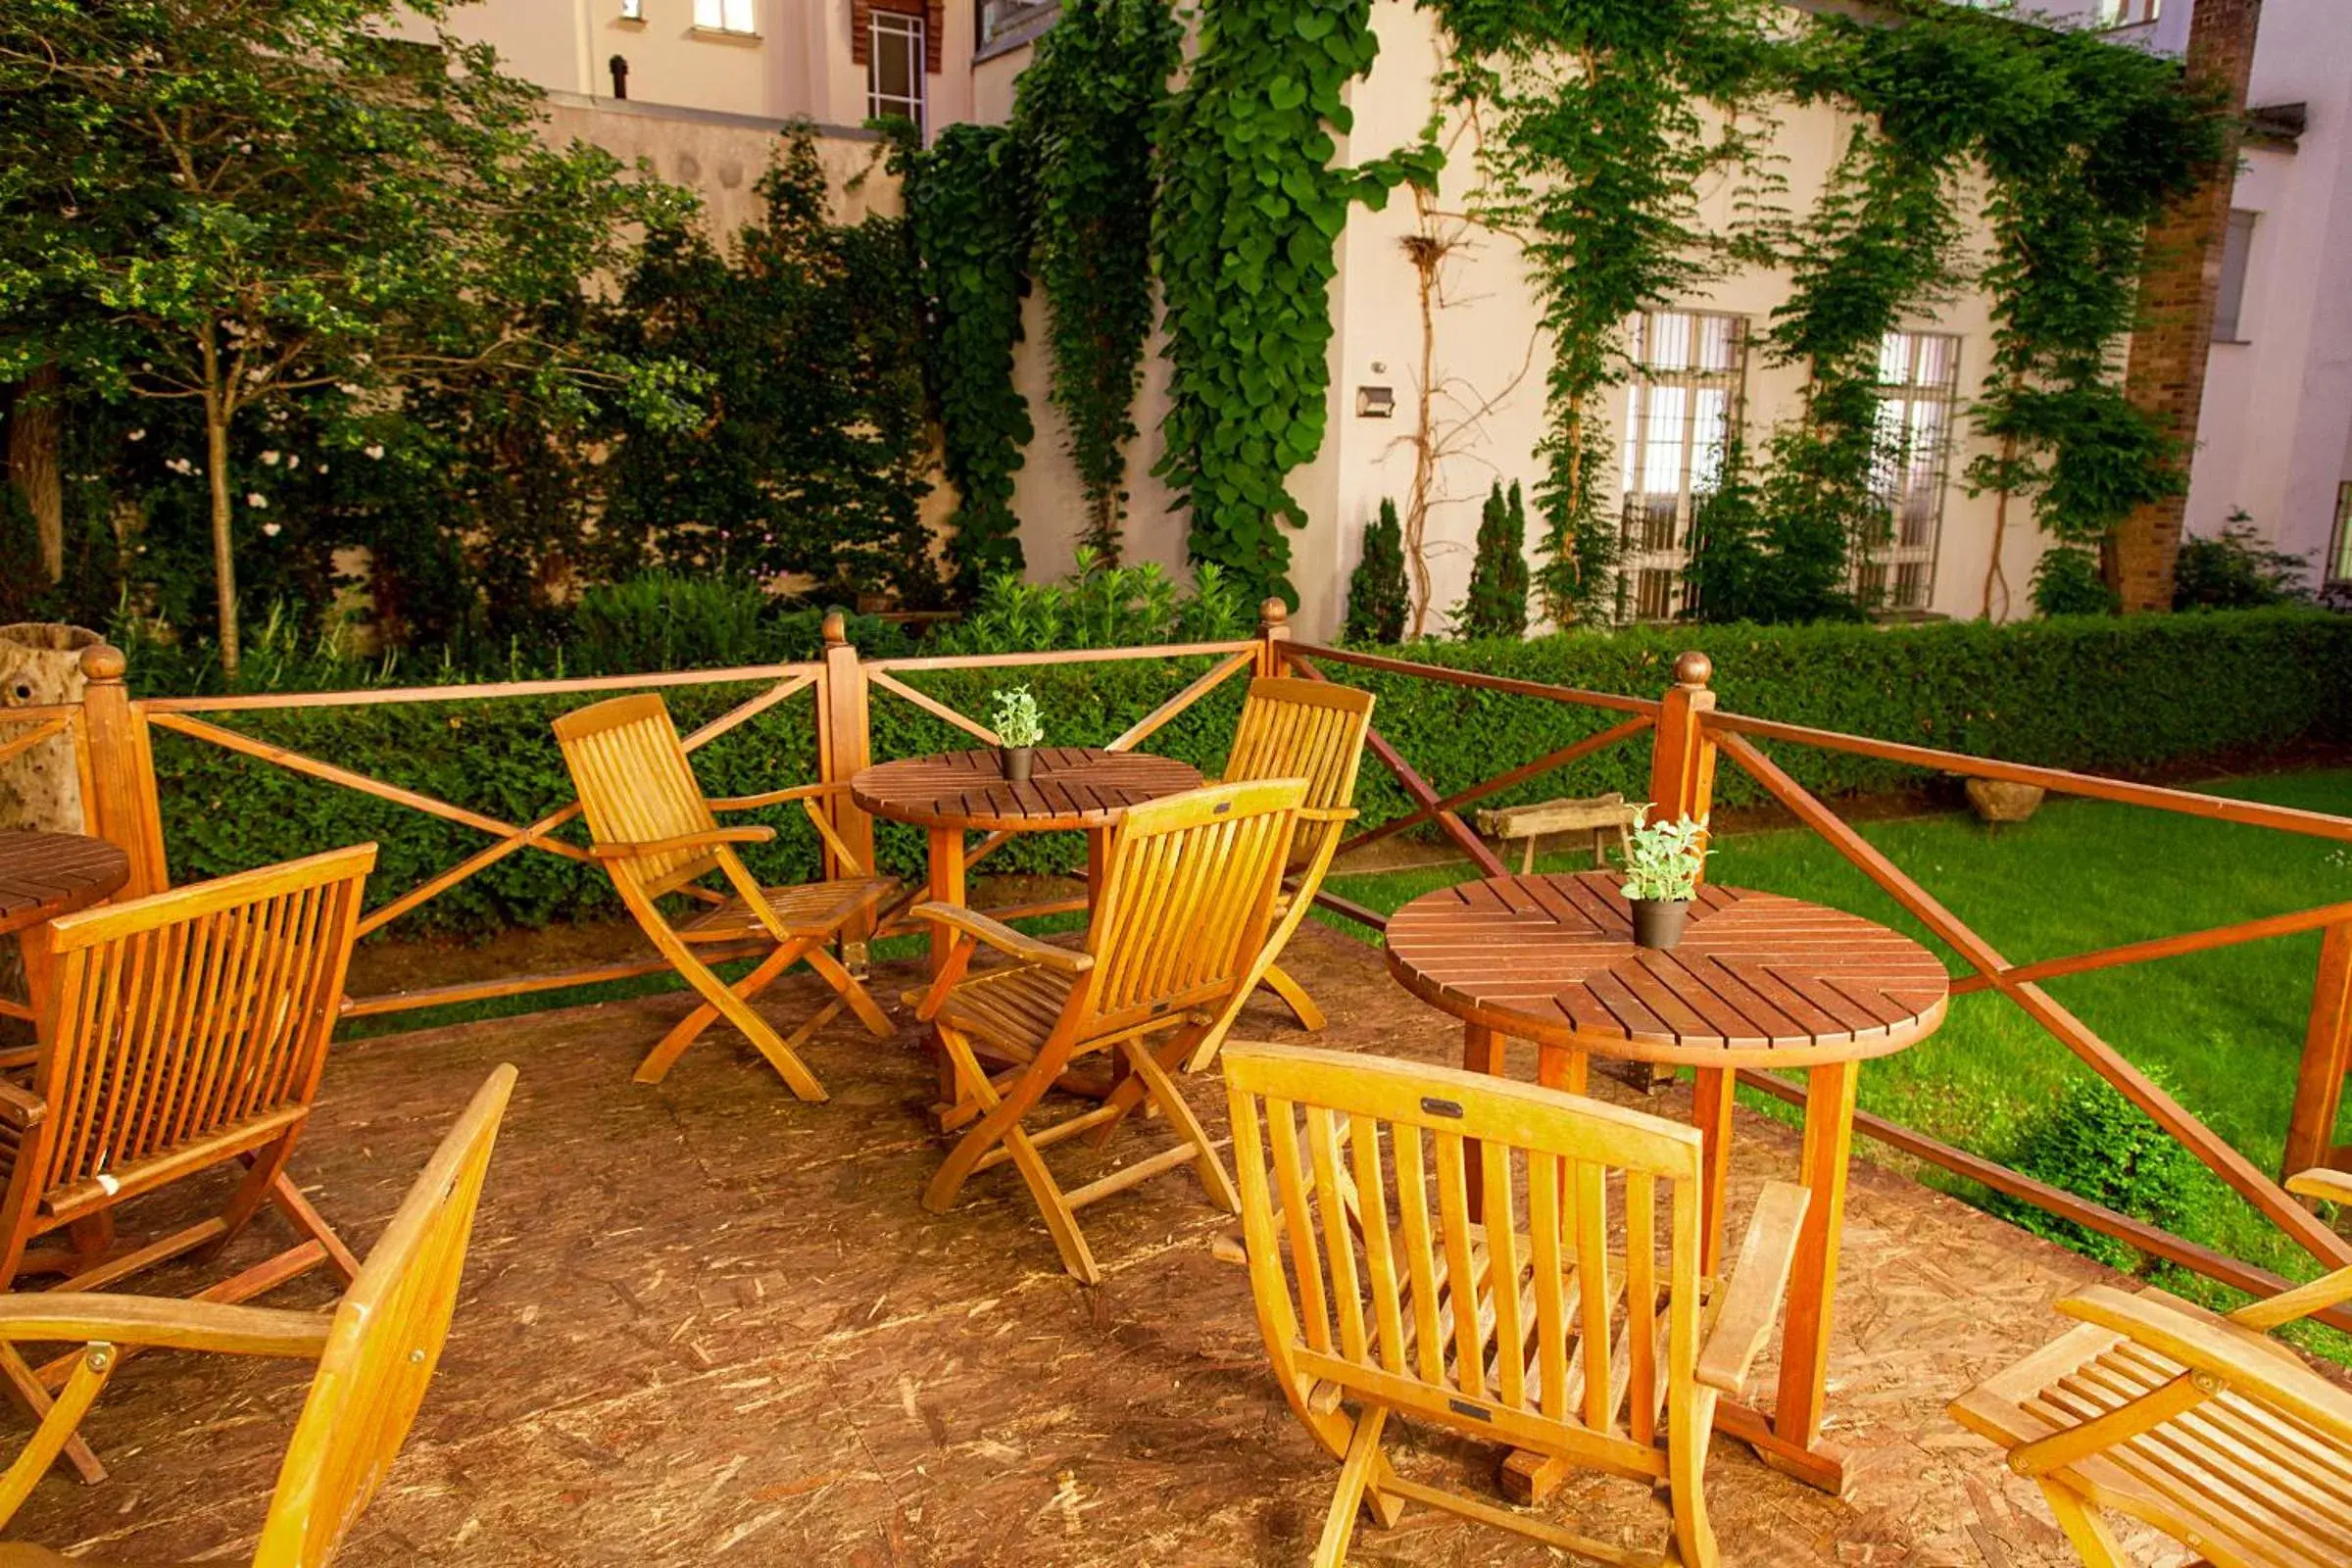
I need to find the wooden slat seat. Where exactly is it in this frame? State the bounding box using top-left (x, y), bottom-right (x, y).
top-left (0, 1067), bottom-right (517, 1564)
top-left (911, 780), bottom-right (1350, 1284)
top-left (554, 693), bottom-right (897, 1101)
top-left (1225, 1042), bottom-right (1811, 1566)
top-left (1212, 677), bottom-right (1374, 1039)
top-left (1952, 1167), bottom-right (2352, 1568)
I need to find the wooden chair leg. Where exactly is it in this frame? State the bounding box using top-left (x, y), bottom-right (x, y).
top-left (1312, 1405), bottom-right (1389, 1568)
top-left (1668, 1390), bottom-right (1720, 1568)
top-left (645, 938), bottom-right (828, 1101)
top-left (2036, 1481), bottom-right (2131, 1568)
top-left (641, 940), bottom-right (802, 1083)
top-left (0, 1344), bottom-right (103, 1487)
top-left (1117, 1035), bottom-right (1239, 1213)
top-left (805, 944), bottom-right (894, 1038)
top-left (195, 1135), bottom-right (302, 1265)
top-left (1259, 962), bottom-right (1327, 1032)
top-left (925, 1027), bottom-right (1101, 1283)
top-left (267, 1170), bottom-right (362, 1285)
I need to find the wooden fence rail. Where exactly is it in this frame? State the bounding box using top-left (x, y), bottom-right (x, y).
top-left (16, 609), bottom-right (2352, 1323)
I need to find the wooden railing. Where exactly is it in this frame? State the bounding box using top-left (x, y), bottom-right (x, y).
top-left (18, 605), bottom-right (2352, 1325)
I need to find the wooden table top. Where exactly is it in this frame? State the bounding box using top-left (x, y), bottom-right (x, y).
top-left (0, 830), bottom-right (130, 939)
top-left (851, 748), bottom-right (1203, 833)
top-left (1386, 870), bottom-right (1949, 1068)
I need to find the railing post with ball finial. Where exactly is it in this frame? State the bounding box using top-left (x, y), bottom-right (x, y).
top-left (1256, 598), bottom-right (1291, 679)
top-left (815, 612), bottom-right (877, 944)
top-left (74, 643), bottom-right (169, 898)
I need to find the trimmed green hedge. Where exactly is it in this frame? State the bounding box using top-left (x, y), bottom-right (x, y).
top-left (144, 610), bottom-right (2352, 941)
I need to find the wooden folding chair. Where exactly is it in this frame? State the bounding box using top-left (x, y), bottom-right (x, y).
top-left (1950, 1166), bottom-right (2352, 1568)
top-left (0, 1064), bottom-right (516, 1564)
top-left (911, 778), bottom-right (1346, 1285)
top-left (1, 845), bottom-right (376, 1486)
top-left (1216, 677), bottom-right (1373, 1035)
top-left (1224, 1041), bottom-right (1810, 1567)
top-left (553, 693), bottom-right (896, 1101)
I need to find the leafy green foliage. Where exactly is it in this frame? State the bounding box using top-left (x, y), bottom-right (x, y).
top-left (1014, 0), bottom-right (1182, 560)
top-left (1620, 808), bottom-right (1708, 902)
top-left (2032, 544), bottom-right (2121, 617)
top-left (1990, 1070), bottom-right (2209, 1271)
top-left (0, 0), bottom-right (703, 670)
top-left (1456, 481), bottom-right (1531, 640)
top-left (990, 686), bottom-right (1047, 748)
top-left (2174, 519), bottom-right (2310, 612)
top-left (605, 127), bottom-right (939, 607)
top-left (929, 549), bottom-right (1250, 654)
top-left (1153, 0), bottom-right (1438, 605)
top-left (898, 122), bottom-right (1035, 597)
top-left (1344, 499), bottom-right (1409, 645)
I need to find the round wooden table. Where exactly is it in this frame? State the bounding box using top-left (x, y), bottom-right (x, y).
top-left (1385, 868), bottom-right (1949, 1497)
top-left (850, 747), bottom-right (1202, 974)
top-left (0, 829), bottom-right (131, 1023)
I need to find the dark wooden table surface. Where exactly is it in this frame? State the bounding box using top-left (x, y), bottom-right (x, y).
top-left (850, 747), bottom-right (1202, 835)
top-left (0, 829), bottom-right (129, 941)
top-left (1384, 869), bottom-right (1950, 1500)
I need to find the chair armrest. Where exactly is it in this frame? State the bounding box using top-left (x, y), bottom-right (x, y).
top-left (1297, 807), bottom-right (1359, 825)
top-left (2289, 1167), bottom-right (2352, 1206)
top-left (2059, 1285), bottom-right (2352, 1446)
top-left (710, 783), bottom-right (846, 811)
top-left (909, 903), bottom-right (1094, 973)
top-left (1696, 1181), bottom-right (1811, 1395)
top-left (0, 1295), bottom-right (332, 1359)
top-left (590, 825), bottom-right (775, 860)
top-left (0, 1080), bottom-right (44, 1133)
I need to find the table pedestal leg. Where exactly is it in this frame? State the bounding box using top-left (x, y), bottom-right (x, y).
top-left (925, 826), bottom-right (966, 1109)
top-left (1715, 1057), bottom-right (1858, 1497)
top-left (1691, 1066), bottom-right (1736, 1277)
top-left (1460, 1023), bottom-right (1506, 1218)
top-left (3, 930), bottom-right (49, 1068)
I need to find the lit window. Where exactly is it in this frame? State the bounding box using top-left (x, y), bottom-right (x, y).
top-left (2096, 0), bottom-right (2160, 24)
top-left (867, 11), bottom-right (926, 136)
top-left (1619, 310), bottom-right (1747, 621)
top-left (2328, 484), bottom-right (2352, 586)
top-left (694, 0), bottom-right (756, 32)
top-left (1854, 331), bottom-right (1962, 615)
top-left (620, 0), bottom-right (643, 18)
top-left (2214, 209), bottom-right (2256, 343)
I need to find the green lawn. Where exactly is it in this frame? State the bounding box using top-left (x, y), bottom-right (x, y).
top-left (1325, 768), bottom-right (2352, 1351)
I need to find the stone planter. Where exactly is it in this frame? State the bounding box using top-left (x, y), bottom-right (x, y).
top-left (1965, 777), bottom-right (2045, 825)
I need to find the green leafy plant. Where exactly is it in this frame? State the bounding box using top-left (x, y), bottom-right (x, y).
top-left (2174, 516), bottom-right (2310, 611)
top-left (1455, 481), bottom-right (1531, 640)
top-left (2032, 544), bottom-right (2121, 617)
top-left (1618, 808), bottom-right (1709, 903)
top-left (990, 685), bottom-right (1047, 749)
top-left (1989, 1069), bottom-right (2210, 1272)
top-left (897, 122), bottom-right (1035, 597)
top-left (1344, 499), bottom-right (1409, 645)
top-left (931, 550), bottom-right (1249, 655)
top-left (1013, 0), bottom-right (1182, 561)
top-left (1153, 0), bottom-right (1439, 605)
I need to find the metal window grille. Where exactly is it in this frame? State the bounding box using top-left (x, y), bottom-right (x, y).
top-left (1854, 330), bottom-right (1961, 615)
top-left (867, 11), bottom-right (926, 135)
top-left (1619, 310), bottom-right (1747, 621)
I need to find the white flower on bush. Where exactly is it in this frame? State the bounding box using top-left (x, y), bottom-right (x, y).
top-left (262, 521), bottom-right (282, 538)
top-left (127, 428), bottom-right (146, 442)
top-left (261, 451), bottom-right (281, 466)
top-left (165, 457), bottom-right (195, 476)
top-left (245, 492), bottom-right (268, 509)
top-left (365, 444), bottom-right (385, 461)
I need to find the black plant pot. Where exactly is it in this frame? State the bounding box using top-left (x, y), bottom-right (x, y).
top-left (1630, 897), bottom-right (1690, 951)
top-left (999, 745), bottom-right (1034, 784)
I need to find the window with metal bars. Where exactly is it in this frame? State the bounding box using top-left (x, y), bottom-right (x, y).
top-left (867, 11), bottom-right (925, 135)
top-left (2328, 483), bottom-right (2352, 587)
top-left (1851, 330), bottom-right (1961, 615)
top-left (1618, 310), bottom-right (1747, 621)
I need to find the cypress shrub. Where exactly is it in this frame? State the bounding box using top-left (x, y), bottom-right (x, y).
top-left (1344, 499), bottom-right (1408, 645)
top-left (1455, 481), bottom-right (1530, 640)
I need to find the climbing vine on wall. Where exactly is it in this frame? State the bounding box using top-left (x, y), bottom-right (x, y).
top-left (1153, 0), bottom-right (1439, 607)
top-left (1425, 0), bottom-right (2224, 624)
top-left (1013, 0), bottom-right (1182, 561)
top-left (898, 122), bottom-right (1035, 597)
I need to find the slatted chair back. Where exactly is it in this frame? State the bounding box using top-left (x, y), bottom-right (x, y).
top-left (252, 1064), bottom-right (515, 1568)
top-left (553, 693), bottom-right (721, 896)
top-left (1080, 778), bottom-right (1305, 1039)
top-left (1221, 678), bottom-right (1373, 873)
top-left (23, 845), bottom-right (373, 1226)
top-left (1225, 1040), bottom-right (1706, 1480)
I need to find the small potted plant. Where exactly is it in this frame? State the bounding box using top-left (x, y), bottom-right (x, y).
top-left (990, 685), bottom-right (1045, 784)
top-left (1619, 807), bottom-right (1709, 951)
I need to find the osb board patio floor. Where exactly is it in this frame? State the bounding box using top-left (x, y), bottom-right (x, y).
top-left (2, 922), bottom-right (2264, 1567)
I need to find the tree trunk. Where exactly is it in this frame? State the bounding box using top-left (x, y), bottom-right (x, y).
top-left (2111, 0), bottom-right (2263, 613)
top-left (5, 366), bottom-right (65, 583)
top-left (205, 391), bottom-right (242, 676)
top-left (0, 622), bottom-right (102, 834)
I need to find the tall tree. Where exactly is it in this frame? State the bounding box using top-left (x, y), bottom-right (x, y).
top-left (2112, 0), bottom-right (2263, 612)
top-left (0, 0), bottom-right (697, 672)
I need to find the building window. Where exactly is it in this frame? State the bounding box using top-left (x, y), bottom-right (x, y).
top-left (1619, 310), bottom-right (1746, 621)
top-left (619, 0), bottom-right (643, 19)
top-left (867, 11), bottom-right (925, 135)
top-left (2329, 484), bottom-right (2352, 586)
top-left (2096, 0), bottom-right (2160, 24)
top-left (2214, 209), bottom-right (2256, 343)
top-left (694, 0), bottom-right (756, 32)
top-left (1853, 330), bottom-right (1962, 615)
